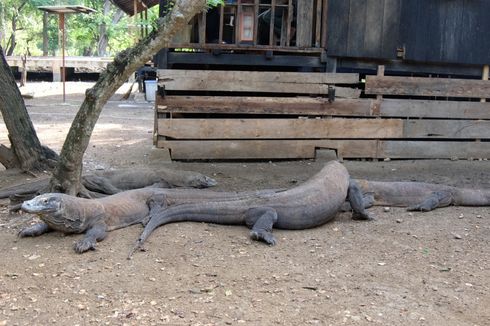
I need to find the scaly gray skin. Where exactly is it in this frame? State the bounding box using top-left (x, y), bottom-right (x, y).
top-left (19, 187), bottom-right (279, 253)
top-left (82, 167), bottom-right (217, 194)
top-left (129, 161), bottom-right (372, 258)
top-left (342, 180), bottom-right (490, 212)
top-left (0, 167), bottom-right (217, 199)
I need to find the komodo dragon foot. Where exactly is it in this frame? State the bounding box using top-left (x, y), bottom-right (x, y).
top-left (406, 191), bottom-right (453, 212)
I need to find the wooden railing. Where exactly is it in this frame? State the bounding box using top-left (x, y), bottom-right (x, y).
top-left (169, 0), bottom-right (327, 53)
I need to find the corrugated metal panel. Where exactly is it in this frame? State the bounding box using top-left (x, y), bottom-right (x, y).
top-left (110, 0), bottom-right (159, 16)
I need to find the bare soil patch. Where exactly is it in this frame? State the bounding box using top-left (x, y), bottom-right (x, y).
top-left (0, 82), bottom-right (489, 325)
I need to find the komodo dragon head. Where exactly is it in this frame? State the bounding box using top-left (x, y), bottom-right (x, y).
top-left (21, 193), bottom-right (95, 233)
top-left (184, 175), bottom-right (218, 188)
top-left (21, 193), bottom-right (63, 214)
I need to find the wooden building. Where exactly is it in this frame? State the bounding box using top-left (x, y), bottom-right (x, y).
top-left (150, 0), bottom-right (490, 160)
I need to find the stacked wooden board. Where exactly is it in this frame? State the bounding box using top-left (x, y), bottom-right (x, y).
top-left (155, 69), bottom-right (490, 160)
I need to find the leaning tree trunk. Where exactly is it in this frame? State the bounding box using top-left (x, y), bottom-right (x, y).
top-left (0, 45), bottom-right (57, 171)
top-left (49, 0), bottom-right (207, 196)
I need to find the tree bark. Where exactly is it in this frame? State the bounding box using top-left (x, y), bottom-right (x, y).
top-left (5, 0), bottom-right (27, 56)
top-left (49, 0), bottom-right (207, 195)
top-left (0, 46), bottom-right (57, 171)
top-left (97, 0), bottom-right (125, 57)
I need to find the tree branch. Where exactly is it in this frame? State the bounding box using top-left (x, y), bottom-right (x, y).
top-left (50, 0), bottom-right (208, 195)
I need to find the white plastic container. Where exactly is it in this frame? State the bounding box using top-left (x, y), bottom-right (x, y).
top-left (144, 80), bottom-right (157, 102)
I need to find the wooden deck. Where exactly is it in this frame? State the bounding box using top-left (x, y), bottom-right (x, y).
top-left (6, 56), bottom-right (112, 81)
top-left (155, 68), bottom-right (490, 160)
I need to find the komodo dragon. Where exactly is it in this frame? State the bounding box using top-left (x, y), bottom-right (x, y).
top-left (0, 167), bottom-right (217, 199)
top-left (129, 161), bottom-right (371, 257)
top-left (19, 161), bottom-right (371, 254)
top-left (342, 180), bottom-right (490, 212)
top-left (19, 187), bottom-right (281, 253)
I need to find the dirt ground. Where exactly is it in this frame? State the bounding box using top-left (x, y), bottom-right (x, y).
top-left (0, 82), bottom-right (489, 325)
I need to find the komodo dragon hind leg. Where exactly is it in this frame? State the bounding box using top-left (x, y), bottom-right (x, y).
top-left (348, 179), bottom-right (375, 220)
top-left (82, 175), bottom-right (122, 195)
top-left (340, 193), bottom-right (374, 212)
top-left (407, 191), bottom-right (453, 212)
top-left (245, 207), bottom-right (278, 246)
top-left (74, 223), bottom-right (108, 253)
top-left (141, 193), bottom-right (168, 226)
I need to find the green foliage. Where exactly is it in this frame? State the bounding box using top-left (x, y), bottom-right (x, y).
top-left (0, 0), bottom-right (224, 57)
top-left (207, 0), bottom-right (225, 7)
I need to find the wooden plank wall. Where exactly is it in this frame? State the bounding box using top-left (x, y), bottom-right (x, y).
top-left (155, 68), bottom-right (490, 160)
top-left (327, 0), bottom-right (402, 60)
top-left (327, 0), bottom-right (490, 66)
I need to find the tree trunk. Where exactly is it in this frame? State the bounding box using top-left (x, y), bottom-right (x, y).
top-left (42, 12), bottom-right (48, 56)
top-left (0, 46), bottom-right (57, 171)
top-left (49, 0), bottom-right (207, 196)
top-left (6, 19), bottom-right (16, 56)
top-left (98, 6), bottom-right (124, 56)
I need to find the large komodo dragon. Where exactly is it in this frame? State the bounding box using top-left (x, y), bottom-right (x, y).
top-left (130, 161), bottom-right (372, 256)
top-left (0, 167), bottom-right (217, 200)
top-left (19, 187), bottom-right (279, 253)
top-left (19, 161), bottom-right (371, 254)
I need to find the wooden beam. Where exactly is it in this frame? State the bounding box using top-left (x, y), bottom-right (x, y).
top-left (365, 75), bottom-right (490, 99)
top-left (157, 96), bottom-right (371, 115)
top-left (160, 139), bottom-right (317, 159)
top-left (379, 141), bottom-right (490, 159)
top-left (403, 120), bottom-right (490, 139)
top-left (296, 0), bottom-right (314, 47)
top-left (160, 79), bottom-right (359, 97)
top-left (158, 139), bottom-right (490, 160)
top-left (158, 139), bottom-right (379, 160)
top-left (157, 118), bottom-right (402, 139)
top-left (380, 99), bottom-right (490, 120)
top-left (157, 96), bottom-right (490, 120)
top-left (158, 69), bottom-right (359, 84)
top-left (315, 0), bottom-right (322, 47)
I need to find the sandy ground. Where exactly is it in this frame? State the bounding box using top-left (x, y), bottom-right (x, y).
top-left (0, 82), bottom-right (489, 325)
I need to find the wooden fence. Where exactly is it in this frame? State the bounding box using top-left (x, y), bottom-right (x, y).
top-left (154, 68), bottom-right (490, 160)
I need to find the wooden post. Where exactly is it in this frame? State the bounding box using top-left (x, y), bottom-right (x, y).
top-left (286, 0), bottom-right (293, 47)
top-left (296, 0), bottom-right (314, 47)
top-left (60, 12), bottom-right (66, 103)
top-left (481, 65), bottom-right (489, 102)
top-left (315, 0), bottom-right (322, 47)
top-left (269, 0), bottom-right (276, 46)
top-left (236, 0), bottom-right (241, 46)
top-left (321, 0), bottom-right (328, 48)
top-left (133, 0), bottom-right (138, 41)
top-left (253, 0), bottom-right (259, 45)
top-left (219, 4), bottom-right (224, 43)
top-left (198, 11), bottom-right (206, 44)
